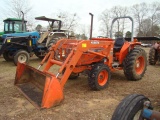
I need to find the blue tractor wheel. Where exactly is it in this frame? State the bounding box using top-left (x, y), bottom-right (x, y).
top-left (3, 51), bottom-right (13, 61)
top-left (13, 50), bottom-right (30, 65)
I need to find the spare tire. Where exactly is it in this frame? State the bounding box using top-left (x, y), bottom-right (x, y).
top-left (111, 94), bottom-right (151, 120)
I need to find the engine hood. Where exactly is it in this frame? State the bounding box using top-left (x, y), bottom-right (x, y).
top-left (2, 31), bottom-right (40, 39)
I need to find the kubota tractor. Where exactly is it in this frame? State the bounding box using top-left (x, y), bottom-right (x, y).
top-left (14, 13), bottom-right (147, 109)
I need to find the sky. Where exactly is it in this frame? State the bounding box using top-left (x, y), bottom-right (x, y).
top-left (0, 0), bottom-right (158, 37)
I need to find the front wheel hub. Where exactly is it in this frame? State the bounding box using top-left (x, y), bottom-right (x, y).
top-left (18, 54), bottom-right (27, 63)
top-left (98, 70), bottom-right (108, 86)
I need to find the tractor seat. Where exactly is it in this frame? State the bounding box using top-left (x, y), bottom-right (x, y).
top-left (113, 37), bottom-right (125, 52)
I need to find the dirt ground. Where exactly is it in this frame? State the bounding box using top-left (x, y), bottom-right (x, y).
top-left (0, 47), bottom-right (160, 120)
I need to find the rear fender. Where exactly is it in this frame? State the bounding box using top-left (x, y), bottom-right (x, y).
top-left (119, 42), bottom-right (141, 64)
top-left (119, 42), bottom-right (130, 64)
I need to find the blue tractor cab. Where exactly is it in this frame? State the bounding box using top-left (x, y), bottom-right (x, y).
top-left (3, 18), bottom-right (27, 34)
top-left (0, 18), bottom-right (41, 65)
top-left (1, 18), bottom-right (40, 41)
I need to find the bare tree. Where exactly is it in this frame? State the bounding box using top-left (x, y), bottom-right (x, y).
top-left (132, 2), bottom-right (160, 37)
top-left (137, 18), bottom-right (160, 37)
top-left (99, 9), bottom-right (111, 37)
top-left (140, 18), bottom-right (152, 36)
top-left (35, 24), bottom-right (42, 32)
top-left (1, 0), bottom-right (34, 31)
top-left (79, 24), bottom-right (90, 39)
top-left (99, 6), bottom-right (129, 37)
top-left (55, 11), bottom-right (79, 31)
top-left (110, 6), bottom-right (129, 36)
top-left (3, 0), bottom-right (32, 19)
top-left (131, 2), bottom-right (149, 36)
top-left (149, 2), bottom-right (160, 36)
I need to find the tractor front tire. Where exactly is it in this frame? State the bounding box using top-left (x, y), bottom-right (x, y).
top-left (111, 94), bottom-right (151, 120)
top-left (62, 69), bottom-right (79, 80)
top-left (13, 50), bottom-right (30, 65)
top-left (3, 51), bottom-right (13, 61)
top-left (69, 73), bottom-right (79, 79)
top-left (149, 47), bottom-right (158, 65)
top-left (88, 63), bottom-right (111, 90)
top-left (123, 48), bottom-right (147, 81)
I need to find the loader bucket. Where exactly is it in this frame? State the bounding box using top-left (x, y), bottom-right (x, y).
top-left (15, 63), bottom-right (64, 109)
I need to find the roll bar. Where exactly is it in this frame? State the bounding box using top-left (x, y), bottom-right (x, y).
top-left (110, 16), bottom-right (134, 41)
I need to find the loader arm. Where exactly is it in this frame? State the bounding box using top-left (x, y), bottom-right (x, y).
top-left (43, 39), bottom-right (114, 88)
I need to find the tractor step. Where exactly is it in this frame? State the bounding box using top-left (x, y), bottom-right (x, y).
top-left (112, 62), bottom-right (120, 67)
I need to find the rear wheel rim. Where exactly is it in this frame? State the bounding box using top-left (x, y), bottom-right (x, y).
top-left (18, 54), bottom-right (27, 63)
top-left (135, 56), bottom-right (145, 75)
top-left (98, 70), bottom-right (108, 86)
top-left (133, 110), bottom-right (143, 120)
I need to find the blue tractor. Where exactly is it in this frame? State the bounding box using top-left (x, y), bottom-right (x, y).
top-left (0, 17), bottom-right (41, 65)
top-left (0, 16), bottom-right (67, 65)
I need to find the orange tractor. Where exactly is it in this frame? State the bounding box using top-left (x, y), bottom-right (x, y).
top-left (14, 13), bottom-right (147, 109)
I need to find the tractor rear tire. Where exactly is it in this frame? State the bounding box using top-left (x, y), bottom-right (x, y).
top-left (34, 52), bottom-right (44, 59)
top-left (111, 94), bottom-right (151, 120)
top-left (88, 63), bottom-right (111, 90)
top-left (123, 48), bottom-right (147, 81)
top-left (47, 39), bottom-right (56, 50)
top-left (13, 50), bottom-right (30, 65)
top-left (149, 47), bottom-right (158, 65)
top-left (3, 51), bottom-right (13, 61)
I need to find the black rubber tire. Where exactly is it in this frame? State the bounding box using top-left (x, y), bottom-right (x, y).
top-left (149, 47), bottom-right (158, 65)
top-left (13, 50), bottom-right (30, 65)
top-left (62, 69), bottom-right (79, 80)
top-left (47, 39), bottom-right (56, 50)
top-left (111, 94), bottom-right (150, 120)
top-left (123, 47), bottom-right (147, 81)
top-left (3, 51), bottom-right (13, 61)
top-left (34, 52), bottom-right (44, 59)
top-left (69, 73), bottom-right (79, 79)
top-left (88, 63), bottom-right (111, 90)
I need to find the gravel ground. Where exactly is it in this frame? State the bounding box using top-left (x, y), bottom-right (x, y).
top-left (0, 47), bottom-right (160, 120)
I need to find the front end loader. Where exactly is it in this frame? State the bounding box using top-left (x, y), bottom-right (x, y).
top-left (14, 14), bottom-right (147, 109)
top-left (15, 39), bottom-right (114, 108)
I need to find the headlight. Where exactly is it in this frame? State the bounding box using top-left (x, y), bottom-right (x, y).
top-left (7, 39), bottom-right (11, 43)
